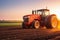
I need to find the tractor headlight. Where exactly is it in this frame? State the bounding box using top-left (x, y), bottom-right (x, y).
top-left (23, 16), bottom-right (30, 19)
top-left (23, 16), bottom-right (28, 19)
top-left (28, 16), bottom-right (30, 18)
top-left (23, 16), bottom-right (29, 22)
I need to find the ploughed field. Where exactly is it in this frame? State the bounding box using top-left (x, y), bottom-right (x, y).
top-left (0, 26), bottom-right (60, 40)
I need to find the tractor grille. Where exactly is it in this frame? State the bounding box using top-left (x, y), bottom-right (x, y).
top-left (24, 18), bottom-right (28, 22)
top-left (23, 16), bottom-right (29, 22)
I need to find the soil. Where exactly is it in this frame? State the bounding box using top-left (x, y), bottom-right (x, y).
top-left (0, 26), bottom-right (60, 40)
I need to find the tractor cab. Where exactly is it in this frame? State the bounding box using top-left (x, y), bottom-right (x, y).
top-left (32, 9), bottom-right (50, 17)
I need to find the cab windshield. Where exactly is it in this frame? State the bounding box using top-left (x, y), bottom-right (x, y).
top-left (37, 10), bottom-right (50, 16)
top-left (37, 11), bottom-right (42, 15)
top-left (44, 11), bottom-right (50, 16)
top-left (32, 9), bottom-right (50, 16)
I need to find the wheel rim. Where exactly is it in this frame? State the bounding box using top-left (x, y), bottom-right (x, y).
top-left (51, 16), bottom-right (58, 28)
top-left (34, 21), bottom-right (40, 29)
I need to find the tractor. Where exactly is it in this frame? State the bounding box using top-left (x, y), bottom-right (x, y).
top-left (22, 9), bottom-right (58, 29)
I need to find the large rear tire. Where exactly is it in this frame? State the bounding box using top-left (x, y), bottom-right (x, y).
top-left (45, 14), bottom-right (58, 29)
top-left (32, 20), bottom-right (40, 29)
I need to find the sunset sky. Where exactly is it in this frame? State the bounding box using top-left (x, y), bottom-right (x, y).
top-left (0, 0), bottom-right (60, 20)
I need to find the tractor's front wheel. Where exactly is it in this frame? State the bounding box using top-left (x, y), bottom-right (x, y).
top-left (22, 22), bottom-right (28, 29)
top-left (32, 20), bottom-right (40, 29)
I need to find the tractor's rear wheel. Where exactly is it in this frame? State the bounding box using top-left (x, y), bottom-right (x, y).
top-left (45, 14), bottom-right (58, 29)
top-left (32, 20), bottom-right (40, 29)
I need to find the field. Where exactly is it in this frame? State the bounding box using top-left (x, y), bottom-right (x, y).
top-left (0, 23), bottom-right (21, 26)
top-left (0, 26), bottom-right (60, 40)
top-left (0, 20), bottom-right (60, 28)
top-left (0, 20), bottom-right (22, 27)
top-left (0, 20), bottom-right (60, 40)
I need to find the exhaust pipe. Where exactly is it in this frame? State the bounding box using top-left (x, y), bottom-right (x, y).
top-left (32, 10), bottom-right (37, 14)
top-left (32, 10), bottom-right (34, 14)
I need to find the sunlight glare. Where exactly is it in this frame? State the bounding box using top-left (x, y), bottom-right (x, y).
top-left (50, 9), bottom-right (60, 20)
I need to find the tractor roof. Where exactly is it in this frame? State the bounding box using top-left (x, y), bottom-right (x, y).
top-left (37, 9), bottom-right (49, 11)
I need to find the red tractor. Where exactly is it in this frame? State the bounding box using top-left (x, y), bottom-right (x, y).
top-left (22, 9), bottom-right (58, 29)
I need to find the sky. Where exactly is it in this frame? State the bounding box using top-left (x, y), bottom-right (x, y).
top-left (0, 0), bottom-right (60, 20)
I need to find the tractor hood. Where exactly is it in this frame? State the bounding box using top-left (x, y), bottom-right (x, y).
top-left (23, 14), bottom-right (41, 20)
top-left (23, 14), bottom-right (41, 24)
top-left (23, 14), bottom-right (31, 19)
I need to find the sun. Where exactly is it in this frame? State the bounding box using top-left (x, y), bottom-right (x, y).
top-left (50, 9), bottom-right (60, 20)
